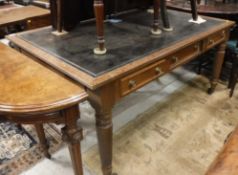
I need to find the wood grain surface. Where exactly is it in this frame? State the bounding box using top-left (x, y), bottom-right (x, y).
top-left (206, 126), bottom-right (238, 175)
top-left (0, 5), bottom-right (50, 27)
top-left (0, 43), bottom-right (87, 114)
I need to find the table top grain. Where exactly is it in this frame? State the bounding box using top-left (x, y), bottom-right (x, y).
top-left (0, 43), bottom-right (87, 114)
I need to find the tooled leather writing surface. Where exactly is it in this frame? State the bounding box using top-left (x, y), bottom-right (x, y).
top-left (19, 10), bottom-right (223, 77)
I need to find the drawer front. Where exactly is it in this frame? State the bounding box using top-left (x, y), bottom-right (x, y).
top-left (168, 43), bottom-right (200, 69)
top-left (205, 30), bottom-right (226, 50)
top-left (120, 59), bottom-right (169, 96)
top-left (26, 16), bottom-right (51, 30)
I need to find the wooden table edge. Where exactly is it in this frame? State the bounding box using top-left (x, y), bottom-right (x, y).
top-left (7, 19), bottom-right (235, 90)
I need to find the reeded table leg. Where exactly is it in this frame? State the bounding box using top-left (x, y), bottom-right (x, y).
top-left (88, 84), bottom-right (116, 175)
top-left (208, 42), bottom-right (227, 94)
top-left (94, 0), bottom-right (107, 55)
top-left (62, 105), bottom-right (83, 175)
top-left (96, 108), bottom-right (113, 175)
top-left (35, 123), bottom-right (51, 159)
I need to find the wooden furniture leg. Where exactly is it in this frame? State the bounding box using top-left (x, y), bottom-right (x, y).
top-left (52, 0), bottom-right (66, 35)
top-left (62, 105), bottom-right (83, 175)
top-left (94, 0), bottom-right (107, 55)
top-left (208, 42), bottom-right (227, 94)
top-left (35, 123), bottom-right (51, 159)
top-left (190, 0), bottom-right (198, 21)
top-left (160, 0), bottom-right (172, 31)
top-left (229, 54), bottom-right (238, 97)
top-left (49, 0), bottom-right (57, 30)
top-left (88, 85), bottom-right (116, 175)
top-left (56, 0), bottom-right (63, 33)
top-left (151, 0), bottom-right (161, 35)
top-left (95, 108), bottom-right (113, 175)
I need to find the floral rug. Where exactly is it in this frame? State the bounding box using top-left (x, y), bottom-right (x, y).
top-left (0, 122), bottom-right (63, 175)
top-left (83, 76), bottom-right (238, 175)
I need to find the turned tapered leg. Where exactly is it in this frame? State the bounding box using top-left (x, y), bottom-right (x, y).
top-left (190, 0), bottom-right (198, 21)
top-left (208, 42), bottom-right (227, 94)
top-left (62, 105), bottom-right (83, 175)
top-left (160, 0), bottom-right (172, 31)
top-left (151, 0), bottom-right (161, 35)
top-left (49, 0), bottom-right (57, 30)
top-left (96, 109), bottom-right (113, 175)
top-left (229, 55), bottom-right (238, 97)
top-left (35, 124), bottom-right (51, 159)
top-left (56, 0), bottom-right (63, 32)
top-left (94, 0), bottom-right (107, 55)
top-left (88, 84), bottom-right (117, 175)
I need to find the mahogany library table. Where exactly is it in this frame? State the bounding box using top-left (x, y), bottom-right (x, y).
top-left (8, 10), bottom-right (235, 175)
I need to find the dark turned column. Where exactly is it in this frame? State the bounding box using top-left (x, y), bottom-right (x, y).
top-left (35, 124), bottom-right (51, 159)
top-left (228, 54), bottom-right (238, 97)
top-left (151, 0), bottom-right (161, 35)
top-left (160, 0), bottom-right (172, 31)
top-left (49, 0), bottom-right (57, 30)
top-left (208, 42), bottom-right (227, 94)
top-left (62, 105), bottom-right (83, 175)
top-left (94, 0), bottom-right (107, 55)
top-left (56, 0), bottom-right (63, 32)
top-left (190, 0), bottom-right (198, 21)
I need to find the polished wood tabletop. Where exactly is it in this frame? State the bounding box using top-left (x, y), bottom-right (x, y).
top-left (0, 43), bottom-right (87, 175)
top-left (0, 43), bottom-right (87, 114)
top-left (0, 2), bottom-right (20, 11)
top-left (206, 126), bottom-right (238, 175)
top-left (0, 5), bottom-right (50, 27)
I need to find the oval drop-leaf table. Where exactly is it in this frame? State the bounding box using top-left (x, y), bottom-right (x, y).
top-left (0, 43), bottom-right (88, 175)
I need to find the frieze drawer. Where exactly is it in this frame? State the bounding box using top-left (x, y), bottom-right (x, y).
top-left (168, 43), bottom-right (200, 69)
top-left (205, 30), bottom-right (226, 50)
top-left (26, 16), bottom-right (51, 30)
top-left (120, 59), bottom-right (169, 96)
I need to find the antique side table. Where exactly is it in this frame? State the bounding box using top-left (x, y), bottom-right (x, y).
top-left (7, 10), bottom-right (235, 175)
top-left (0, 43), bottom-right (87, 175)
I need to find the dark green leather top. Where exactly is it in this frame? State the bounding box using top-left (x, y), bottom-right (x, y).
top-left (19, 10), bottom-right (224, 77)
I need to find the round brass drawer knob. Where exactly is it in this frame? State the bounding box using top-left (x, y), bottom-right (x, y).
top-left (27, 20), bottom-right (32, 24)
top-left (128, 80), bottom-right (137, 88)
top-left (155, 67), bottom-right (163, 74)
top-left (171, 56), bottom-right (178, 64)
top-left (194, 44), bottom-right (199, 50)
top-left (209, 39), bottom-right (214, 44)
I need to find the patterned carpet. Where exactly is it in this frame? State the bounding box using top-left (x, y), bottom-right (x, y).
top-left (83, 76), bottom-right (238, 175)
top-left (0, 123), bottom-right (62, 175)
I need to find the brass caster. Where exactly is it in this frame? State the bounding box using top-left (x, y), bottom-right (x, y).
top-left (45, 152), bottom-right (51, 159)
top-left (94, 48), bottom-right (107, 55)
top-left (207, 88), bottom-right (214, 95)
